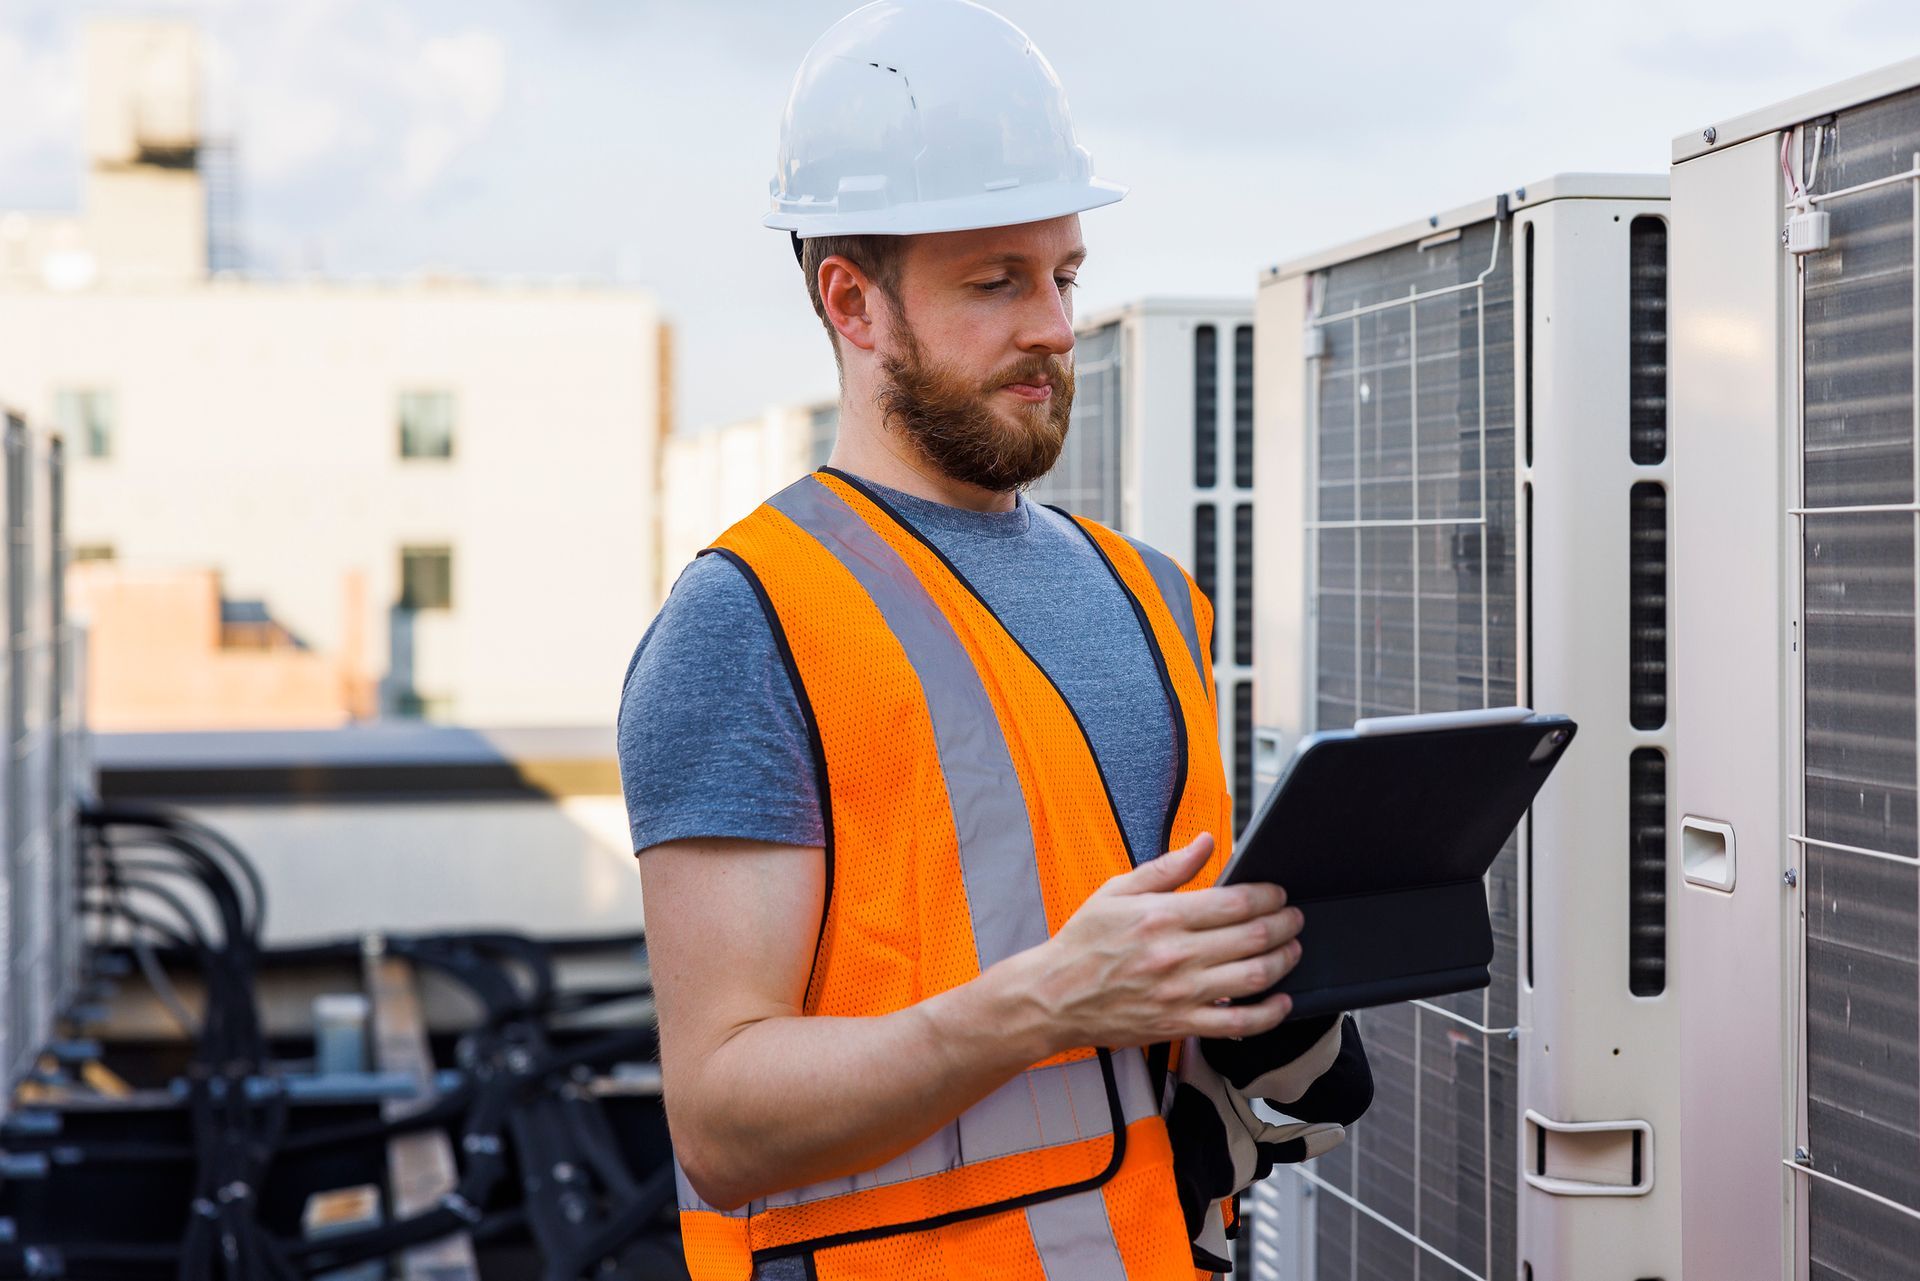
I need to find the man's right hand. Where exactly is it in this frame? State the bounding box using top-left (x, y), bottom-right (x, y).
top-left (1005, 832), bottom-right (1303, 1053)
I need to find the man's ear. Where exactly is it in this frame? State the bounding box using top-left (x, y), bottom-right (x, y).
top-left (819, 256), bottom-right (879, 354)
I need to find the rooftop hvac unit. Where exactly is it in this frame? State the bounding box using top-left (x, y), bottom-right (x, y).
top-left (1027, 297), bottom-right (1260, 833)
top-left (1, 415), bottom-right (86, 1112)
top-left (1670, 55), bottom-right (1920, 1281)
top-left (1248, 175), bottom-right (1675, 1281)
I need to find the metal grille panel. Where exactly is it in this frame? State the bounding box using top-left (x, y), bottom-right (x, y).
top-left (1630, 217), bottom-right (1670, 465)
top-left (1235, 323), bottom-right (1255, 489)
top-left (1235, 503), bottom-right (1254, 668)
top-left (1031, 319), bottom-right (1124, 526)
top-left (1797, 84), bottom-right (1920, 1275)
top-left (1197, 324), bottom-right (1219, 489)
top-left (1289, 217), bottom-right (1518, 1281)
top-left (1234, 680), bottom-right (1253, 836)
top-left (1629, 748), bottom-right (1667, 997)
top-left (1630, 483), bottom-right (1670, 732)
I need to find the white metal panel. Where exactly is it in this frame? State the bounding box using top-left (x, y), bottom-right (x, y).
top-left (1253, 271), bottom-right (1310, 783)
top-left (1672, 54), bottom-right (1920, 164)
top-left (1515, 195), bottom-right (1680, 1280)
top-left (1669, 132), bottom-right (1794, 1281)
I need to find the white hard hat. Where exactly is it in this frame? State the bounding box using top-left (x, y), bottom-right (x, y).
top-left (767, 0), bottom-right (1125, 238)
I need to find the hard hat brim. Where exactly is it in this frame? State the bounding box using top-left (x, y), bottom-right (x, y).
top-left (767, 177), bottom-right (1127, 239)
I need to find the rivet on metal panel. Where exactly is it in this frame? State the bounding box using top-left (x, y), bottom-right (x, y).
top-left (1515, 187), bottom-right (1527, 201)
top-left (1784, 867), bottom-right (1798, 888)
top-left (1702, 126), bottom-right (1718, 145)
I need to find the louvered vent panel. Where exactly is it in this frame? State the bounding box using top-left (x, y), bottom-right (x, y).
top-left (1631, 483), bottom-right (1669, 730)
top-left (1194, 503), bottom-right (1218, 602)
top-left (1234, 681), bottom-right (1253, 836)
top-left (1799, 86), bottom-right (1920, 1277)
top-left (1234, 503), bottom-right (1254, 667)
top-left (1197, 324), bottom-right (1219, 489)
top-left (1234, 323), bottom-right (1255, 488)
top-left (1629, 748), bottom-right (1667, 997)
top-left (1029, 319), bottom-right (1124, 525)
top-left (1630, 217), bottom-right (1669, 465)
top-left (1295, 217), bottom-right (1518, 1280)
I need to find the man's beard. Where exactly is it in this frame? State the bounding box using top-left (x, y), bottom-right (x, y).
top-left (875, 320), bottom-right (1075, 492)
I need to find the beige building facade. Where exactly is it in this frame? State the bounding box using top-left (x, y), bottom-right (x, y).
top-left (0, 20), bottom-right (669, 728)
top-left (659, 399), bottom-right (833, 589)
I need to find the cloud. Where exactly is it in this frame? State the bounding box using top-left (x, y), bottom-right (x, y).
top-left (397, 30), bottom-right (507, 196)
top-left (0, 26), bottom-right (81, 175)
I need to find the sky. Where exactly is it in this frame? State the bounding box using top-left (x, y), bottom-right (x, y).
top-left (4, 0), bottom-right (1920, 431)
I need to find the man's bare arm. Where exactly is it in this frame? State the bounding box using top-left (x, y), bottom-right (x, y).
top-left (642, 832), bottom-right (1304, 1211)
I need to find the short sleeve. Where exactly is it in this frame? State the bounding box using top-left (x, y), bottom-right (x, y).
top-left (616, 553), bottom-right (826, 854)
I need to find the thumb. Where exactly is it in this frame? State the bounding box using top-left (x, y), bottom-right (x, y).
top-left (1108, 832), bottom-right (1213, 895)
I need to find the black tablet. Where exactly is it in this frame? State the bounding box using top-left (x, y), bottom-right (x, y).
top-left (1221, 707), bottom-right (1577, 1019)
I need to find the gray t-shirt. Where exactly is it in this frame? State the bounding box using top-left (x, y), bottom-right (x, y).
top-left (617, 475), bottom-right (1179, 864)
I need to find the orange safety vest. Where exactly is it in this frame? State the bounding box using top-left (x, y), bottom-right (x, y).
top-left (675, 469), bottom-right (1232, 1281)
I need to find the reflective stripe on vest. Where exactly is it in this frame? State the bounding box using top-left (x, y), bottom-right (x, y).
top-left (677, 473), bottom-right (1230, 1281)
top-left (1121, 530), bottom-right (1209, 696)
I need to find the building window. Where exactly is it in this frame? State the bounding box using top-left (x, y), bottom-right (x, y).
top-left (398, 390), bottom-right (455, 460)
top-left (399, 545), bottom-right (453, 611)
top-left (394, 692), bottom-right (456, 720)
top-left (54, 389), bottom-right (115, 459)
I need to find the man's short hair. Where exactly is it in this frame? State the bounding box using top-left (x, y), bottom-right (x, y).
top-left (800, 234), bottom-right (908, 367)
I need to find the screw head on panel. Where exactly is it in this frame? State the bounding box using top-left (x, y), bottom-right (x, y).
top-left (1794, 1146), bottom-right (1811, 1164)
top-left (1784, 867), bottom-right (1799, 888)
top-left (1703, 126), bottom-right (1718, 145)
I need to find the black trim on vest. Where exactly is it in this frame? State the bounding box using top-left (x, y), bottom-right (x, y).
top-left (818, 468), bottom-right (1141, 865)
top-left (752, 1048), bottom-right (1129, 1264)
top-left (1047, 505), bottom-right (1193, 867)
top-left (704, 547), bottom-right (836, 1001)
top-left (1052, 509), bottom-right (1202, 1114)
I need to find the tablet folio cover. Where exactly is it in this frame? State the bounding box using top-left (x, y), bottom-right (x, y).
top-left (1227, 716), bottom-right (1575, 1018)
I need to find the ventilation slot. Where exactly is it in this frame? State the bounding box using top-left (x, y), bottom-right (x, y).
top-left (1233, 503), bottom-right (1253, 667)
top-left (1630, 482), bottom-right (1668, 730)
top-left (1629, 748), bottom-right (1667, 996)
top-left (1194, 503), bottom-right (1218, 660)
top-left (1195, 324), bottom-right (1218, 489)
top-left (1524, 221), bottom-right (1535, 469)
top-left (1629, 216), bottom-right (1669, 465)
top-left (1234, 682), bottom-right (1254, 836)
top-left (1233, 324), bottom-right (1254, 488)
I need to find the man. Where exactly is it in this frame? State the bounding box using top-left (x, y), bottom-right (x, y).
top-left (619, 4), bottom-right (1369, 1278)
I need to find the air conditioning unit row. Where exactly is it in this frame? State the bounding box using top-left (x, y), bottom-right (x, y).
top-left (1028, 297), bottom-right (1260, 835)
top-left (1671, 55), bottom-right (1920, 1281)
top-left (1248, 175), bottom-right (1679, 1281)
top-left (1, 414), bottom-right (88, 1110)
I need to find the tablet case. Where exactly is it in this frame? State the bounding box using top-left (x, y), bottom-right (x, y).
top-left (1223, 712), bottom-right (1577, 1019)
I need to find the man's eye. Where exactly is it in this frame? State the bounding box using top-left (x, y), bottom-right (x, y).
top-left (1056, 277), bottom-right (1079, 292)
top-left (976, 279), bottom-right (1010, 293)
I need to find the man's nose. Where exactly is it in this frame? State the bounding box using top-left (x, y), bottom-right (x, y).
top-left (1018, 284), bottom-right (1076, 357)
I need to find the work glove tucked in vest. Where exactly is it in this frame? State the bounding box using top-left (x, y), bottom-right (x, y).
top-left (1166, 1012), bottom-right (1375, 1273)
